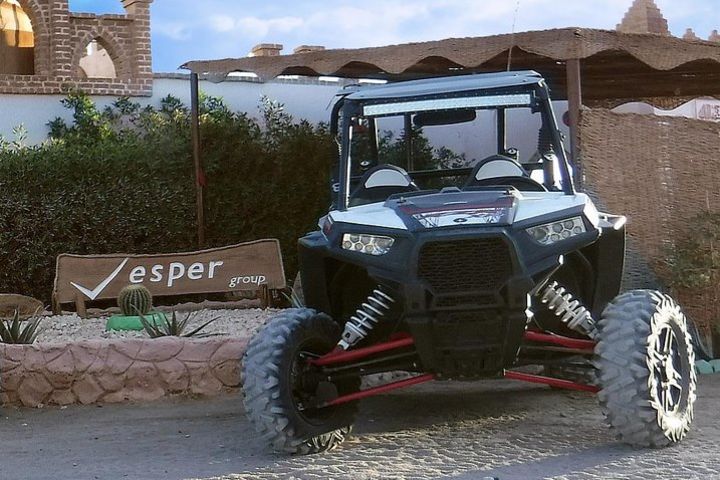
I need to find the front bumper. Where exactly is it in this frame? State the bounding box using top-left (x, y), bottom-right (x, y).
top-left (300, 222), bottom-right (599, 378)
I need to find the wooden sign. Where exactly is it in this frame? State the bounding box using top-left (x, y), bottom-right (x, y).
top-left (52, 240), bottom-right (286, 315)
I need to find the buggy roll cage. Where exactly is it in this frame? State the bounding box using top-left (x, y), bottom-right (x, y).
top-left (329, 79), bottom-right (576, 211)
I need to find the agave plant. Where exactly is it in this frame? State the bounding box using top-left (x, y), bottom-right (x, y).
top-left (281, 289), bottom-right (305, 308)
top-left (281, 274), bottom-right (305, 308)
top-left (138, 310), bottom-right (217, 338)
top-left (0, 309), bottom-right (42, 344)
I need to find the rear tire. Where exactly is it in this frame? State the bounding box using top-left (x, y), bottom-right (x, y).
top-left (595, 290), bottom-right (697, 447)
top-left (242, 308), bottom-right (358, 454)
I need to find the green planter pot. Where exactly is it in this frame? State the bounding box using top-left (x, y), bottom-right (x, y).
top-left (106, 312), bottom-right (167, 331)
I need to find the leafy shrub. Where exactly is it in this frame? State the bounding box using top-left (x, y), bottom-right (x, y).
top-left (0, 93), bottom-right (334, 302)
top-left (666, 212), bottom-right (720, 290)
top-left (0, 91), bottom-right (461, 304)
top-left (665, 212), bottom-right (720, 340)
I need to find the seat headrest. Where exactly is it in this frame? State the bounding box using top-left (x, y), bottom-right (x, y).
top-left (365, 168), bottom-right (413, 188)
top-left (474, 159), bottom-right (526, 181)
top-left (348, 165), bottom-right (418, 207)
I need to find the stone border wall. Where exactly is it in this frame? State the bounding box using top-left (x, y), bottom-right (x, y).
top-left (0, 337), bottom-right (248, 407)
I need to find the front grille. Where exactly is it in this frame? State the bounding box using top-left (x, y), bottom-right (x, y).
top-left (418, 238), bottom-right (513, 294)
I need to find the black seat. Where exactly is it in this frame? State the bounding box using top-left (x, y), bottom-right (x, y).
top-left (465, 155), bottom-right (546, 192)
top-left (349, 165), bottom-right (419, 207)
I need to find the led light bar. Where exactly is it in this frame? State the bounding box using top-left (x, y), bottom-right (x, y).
top-left (362, 94), bottom-right (532, 117)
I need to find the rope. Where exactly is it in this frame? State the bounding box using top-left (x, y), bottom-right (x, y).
top-left (507, 0), bottom-right (522, 71)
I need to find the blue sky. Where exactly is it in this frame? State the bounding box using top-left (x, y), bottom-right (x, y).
top-left (69, 0), bottom-right (718, 73)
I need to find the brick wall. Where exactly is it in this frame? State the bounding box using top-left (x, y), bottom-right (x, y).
top-left (0, 0), bottom-right (153, 96)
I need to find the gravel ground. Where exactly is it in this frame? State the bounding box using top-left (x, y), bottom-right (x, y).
top-left (2, 376), bottom-right (719, 480)
top-left (34, 308), bottom-right (275, 343)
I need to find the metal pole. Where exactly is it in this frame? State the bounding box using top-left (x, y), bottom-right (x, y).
top-left (190, 72), bottom-right (205, 247)
top-left (496, 108), bottom-right (506, 154)
top-left (404, 114), bottom-right (413, 171)
top-left (338, 113), bottom-right (352, 211)
top-left (566, 58), bottom-right (583, 189)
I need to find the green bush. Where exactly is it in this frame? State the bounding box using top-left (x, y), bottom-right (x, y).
top-left (664, 212), bottom-right (720, 338)
top-left (0, 92), bottom-right (462, 304)
top-left (666, 212), bottom-right (720, 290)
top-left (0, 92), bottom-right (334, 302)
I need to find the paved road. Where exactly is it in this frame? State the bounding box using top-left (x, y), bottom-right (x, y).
top-left (2, 376), bottom-right (719, 480)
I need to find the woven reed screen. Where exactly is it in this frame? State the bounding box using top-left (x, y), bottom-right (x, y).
top-left (580, 108), bottom-right (720, 329)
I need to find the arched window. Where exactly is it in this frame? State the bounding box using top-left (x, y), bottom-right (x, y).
top-left (0, 0), bottom-right (34, 74)
top-left (78, 38), bottom-right (117, 79)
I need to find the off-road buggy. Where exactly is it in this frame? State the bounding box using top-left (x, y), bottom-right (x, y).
top-left (242, 71), bottom-right (697, 453)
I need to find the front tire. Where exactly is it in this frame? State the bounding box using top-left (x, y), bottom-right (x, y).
top-left (241, 308), bottom-right (358, 454)
top-left (595, 290), bottom-right (697, 447)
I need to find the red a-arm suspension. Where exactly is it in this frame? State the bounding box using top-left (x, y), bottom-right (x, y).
top-left (308, 330), bottom-right (599, 407)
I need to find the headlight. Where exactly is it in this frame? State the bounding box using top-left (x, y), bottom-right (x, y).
top-left (342, 234), bottom-right (395, 255)
top-left (526, 217), bottom-right (586, 245)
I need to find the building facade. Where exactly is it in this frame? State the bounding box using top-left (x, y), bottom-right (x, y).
top-left (0, 0), bottom-right (153, 96)
top-left (0, 0), bottom-right (717, 145)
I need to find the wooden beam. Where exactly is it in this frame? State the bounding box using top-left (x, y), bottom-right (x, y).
top-left (566, 58), bottom-right (583, 189)
top-left (190, 73), bottom-right (206, 248)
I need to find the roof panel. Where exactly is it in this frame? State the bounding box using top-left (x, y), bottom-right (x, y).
top-left (182, 28), bottom-right (720, 101)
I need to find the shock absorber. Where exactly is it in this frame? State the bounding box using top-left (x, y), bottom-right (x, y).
top-left (539, 281), bottom-right (598, 340)
top-left (337, 288), bottom-right (395, 350)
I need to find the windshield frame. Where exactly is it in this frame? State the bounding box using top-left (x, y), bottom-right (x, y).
top-left (333, 81), bottom-right (575, 211)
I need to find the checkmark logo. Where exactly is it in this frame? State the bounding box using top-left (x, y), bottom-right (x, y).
top-left (71, 258), bottom-right (129, 300)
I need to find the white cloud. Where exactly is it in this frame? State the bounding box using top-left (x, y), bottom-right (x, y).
top-left (208, 15), bottom-right (236, 33)
top-left (207, 14), bottom-right (304, 38)
top-left (197, 2), bottom-right (432, 47)
top-left (151, 0), bottom-right (717, 71)
top-left (154, 21), bottom-right (191, 41)
top-left (299, 3), bottom-right (432, 47)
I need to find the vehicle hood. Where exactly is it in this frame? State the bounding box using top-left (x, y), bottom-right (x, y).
top-left (328, 191), bottom-right (597, 232)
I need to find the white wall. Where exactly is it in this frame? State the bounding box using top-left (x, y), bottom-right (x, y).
top-left (7, 76), bottom-right (718, 151)
top-left (152, 76), bottom-right (348, 125)
top-left (0, 76), bottom-right (347, 144)
top-left (613, 97), bottom-right (720, 122)
top-left (0, 75), bottom-right (571, 153)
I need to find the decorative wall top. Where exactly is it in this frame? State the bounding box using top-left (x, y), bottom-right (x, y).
top-left (0, 0), bottom-right (154, 96)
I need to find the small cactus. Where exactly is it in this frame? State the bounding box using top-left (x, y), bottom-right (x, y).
top-left (118, 284), bottom-right (152, 316)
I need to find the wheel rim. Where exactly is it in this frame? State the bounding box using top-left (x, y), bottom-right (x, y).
top-left (649, 325), bottom-right (685, 416)
top-left (646, 312), bottom-right (694, 441)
